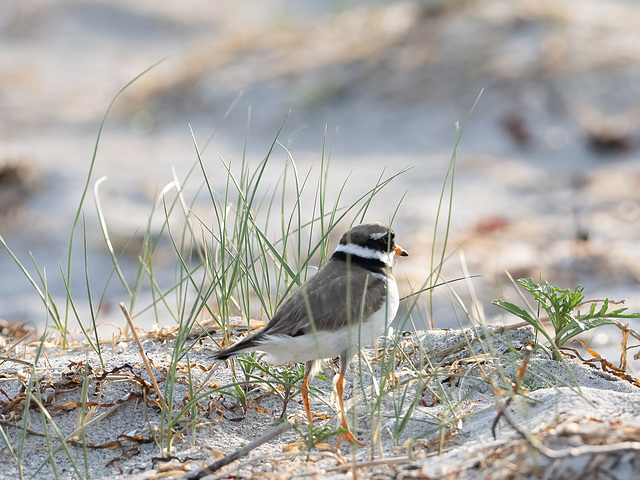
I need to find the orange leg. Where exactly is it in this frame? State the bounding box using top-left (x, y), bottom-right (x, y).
top-left (301, 373), bottom-right (313, 425)
top-left (335, 373), bottom-right (365, 447)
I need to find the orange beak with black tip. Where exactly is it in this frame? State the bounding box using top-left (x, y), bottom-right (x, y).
top-left (395, 245), bottom-right (409, 257)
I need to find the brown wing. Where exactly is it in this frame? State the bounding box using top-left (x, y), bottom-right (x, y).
top-left (262, 258), bottom-right (387, 337)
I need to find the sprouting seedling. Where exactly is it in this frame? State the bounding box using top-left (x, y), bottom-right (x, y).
top-left (237, 355), bottom-right (310, 418)
top-left (290, 418), bottom-right (343, 452)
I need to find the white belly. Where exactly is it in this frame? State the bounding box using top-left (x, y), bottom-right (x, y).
top-left (258, 276), bottom-right (400, 364)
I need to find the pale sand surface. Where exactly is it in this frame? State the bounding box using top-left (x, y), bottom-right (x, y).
top-left (1, 324), bottom-right (638, 479)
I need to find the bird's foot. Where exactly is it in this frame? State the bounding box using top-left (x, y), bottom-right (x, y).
top-left (337, 430), bottom-right (365, 447)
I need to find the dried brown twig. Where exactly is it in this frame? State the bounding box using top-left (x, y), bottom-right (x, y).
top-left (188, 419), bottom-right (293, 479)
top-left (119, 303), bottom-right (164, 404)
top-left (0, 356), bottom-right (32, 367)
top-left (620, 323), bottom-right (629, 371)
top-left (495, 399), bottom-right (640, 459)
top-left (491, 345), bottom-right (533, 438)
top-left (0, 326), bottom-right (36, 367)
top-left (324, 455), bottom-right (414, 473)
top-left (432, 322), bottom-right (532, 359)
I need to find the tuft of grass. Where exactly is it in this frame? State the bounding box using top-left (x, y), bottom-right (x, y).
top-left (427, 89), bottom-right (483, 329)
top-left (0, 64), bottom-right (490, 473)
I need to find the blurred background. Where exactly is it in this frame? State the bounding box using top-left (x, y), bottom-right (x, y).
top-left (1, 0), bottom-right (639, 364)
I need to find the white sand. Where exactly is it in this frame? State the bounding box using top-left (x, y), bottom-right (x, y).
top-left (1, 324), bottom-right (638, 479)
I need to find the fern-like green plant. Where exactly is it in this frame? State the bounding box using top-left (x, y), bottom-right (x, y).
top-left (492, 278), bottom-right (639, 360)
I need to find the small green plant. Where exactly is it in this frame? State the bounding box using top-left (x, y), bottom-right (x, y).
top-left (520, 377), bottom-right (550, 392)
top-left (237, 355), bottom-right (317, 418)
top-left (220, 383), bottom-right (250, 418)
top-left (290, 419), bottom-right (342, 452)
top-left (492, 278), bottom-right (640, 360)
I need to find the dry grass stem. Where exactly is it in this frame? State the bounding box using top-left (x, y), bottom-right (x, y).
top-left (189, 419), bottom-right (293, 479)
top-left (324, 455), bottom-right (412, 473)
top-left (496, 398), bottom-right (640, 460)
top-left (0, 356), bottom-right (33, 367)
top-left (119, 302), bottom-right (164, 404)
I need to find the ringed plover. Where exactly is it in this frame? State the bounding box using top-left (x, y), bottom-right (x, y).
top-left (211, 222), bottom-right (408, 445)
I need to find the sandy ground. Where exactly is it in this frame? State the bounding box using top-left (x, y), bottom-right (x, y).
top-left (0, 324), bottom-right (639, 479)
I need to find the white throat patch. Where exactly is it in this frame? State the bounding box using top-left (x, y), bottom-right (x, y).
top-left (334, 243), bottom-right (394, 266)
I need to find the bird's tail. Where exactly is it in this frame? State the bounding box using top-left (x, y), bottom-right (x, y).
top-left (211, 335), bottom-right (260, 361)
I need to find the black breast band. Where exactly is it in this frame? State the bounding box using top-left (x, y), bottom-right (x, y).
top-left (331, 251), bottom-right (388, 276)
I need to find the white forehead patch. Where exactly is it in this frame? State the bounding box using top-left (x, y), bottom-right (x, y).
top-left (369, 231), bottom-right (389, 240)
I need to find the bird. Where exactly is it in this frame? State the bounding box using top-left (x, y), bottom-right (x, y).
top-left (211, 222), bottom-right (408, 445)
